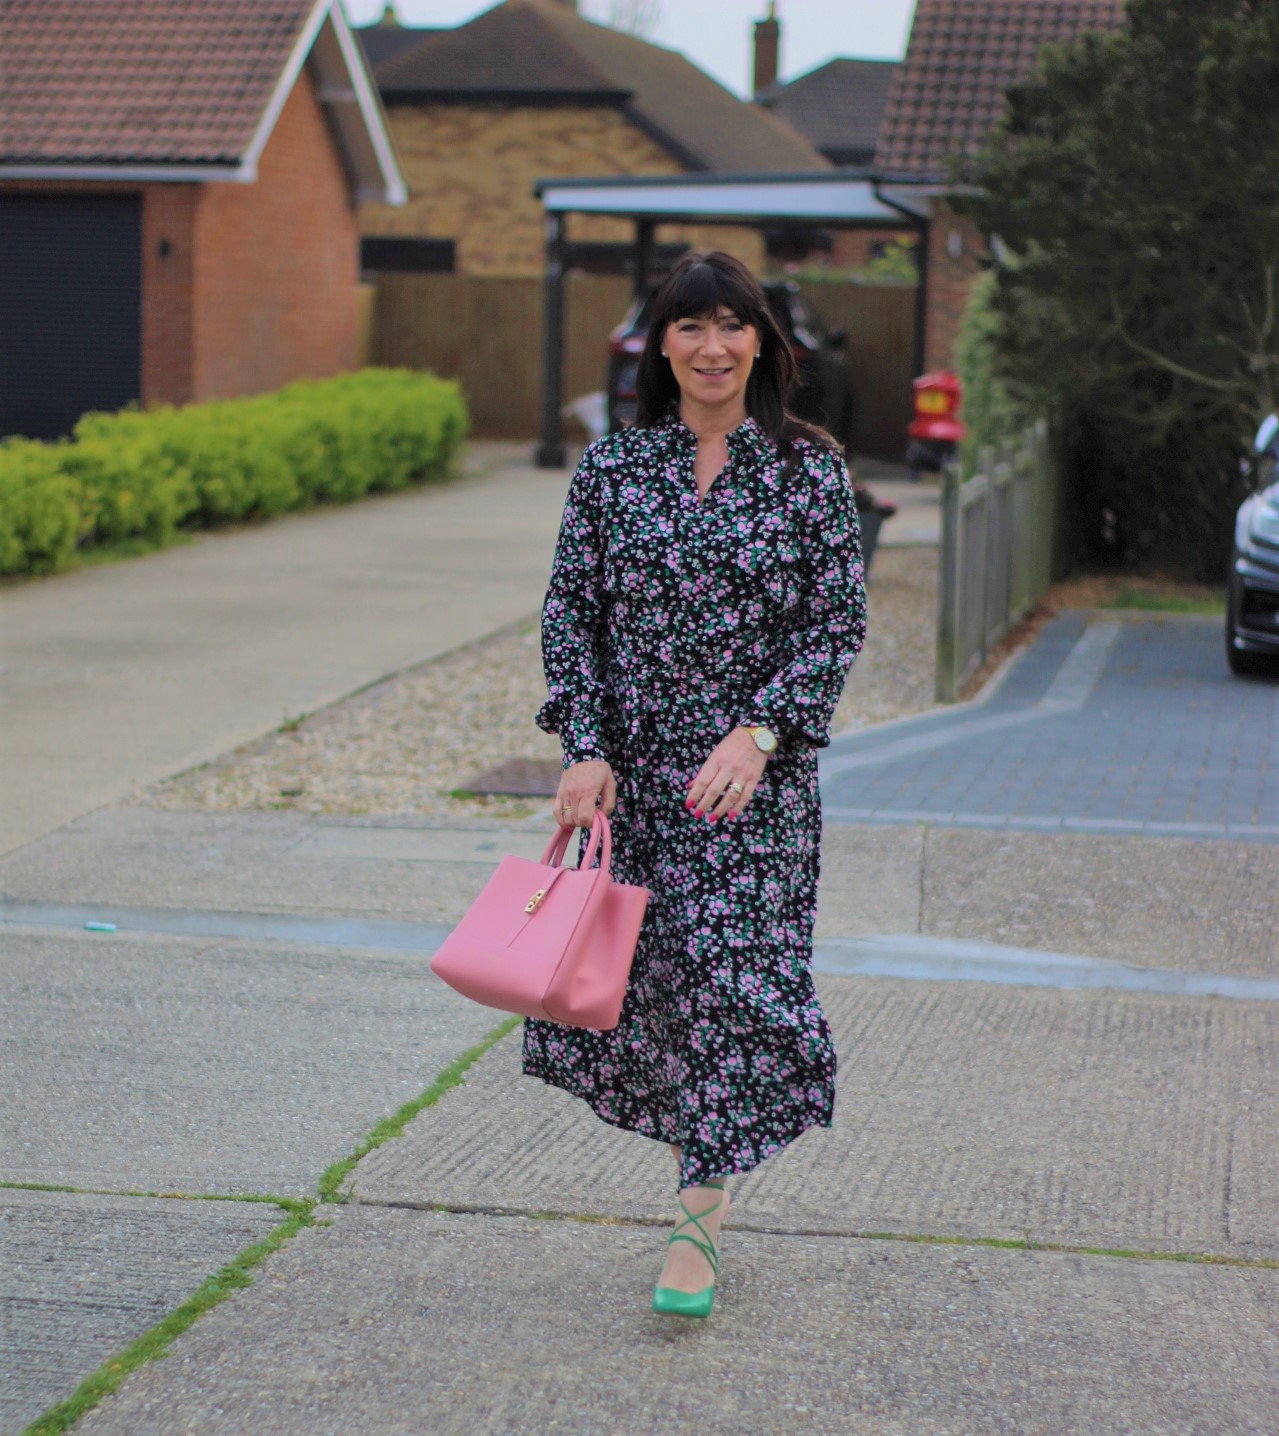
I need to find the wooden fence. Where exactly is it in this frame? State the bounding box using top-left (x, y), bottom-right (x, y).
top-left (934, 422), bottom-right (1060, 703)
top-left (372, 273), bottom-right (917, 459)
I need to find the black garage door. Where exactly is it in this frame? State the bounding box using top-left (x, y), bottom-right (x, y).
top-left (0, 193), bottom-right (142, 440)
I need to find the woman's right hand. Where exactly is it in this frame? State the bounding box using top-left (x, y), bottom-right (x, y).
top-left (553, 760), bottom-right (616, 827)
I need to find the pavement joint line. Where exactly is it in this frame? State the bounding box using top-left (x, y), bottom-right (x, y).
top-left (15, 1015), bottom-right (519, 1436)
top-left (0, 1180), bottom-right (305, 1211)
top-left (319, 1015), bottom-right (520, 1204)
top-left (7, 901), bottom-right (1275, 1000)
top-left (819, 808), bottom-right (1279, 843)
top-left (19, 1199), bottom-right (314, 1436)
top-left (348, 1200), bottom-right (1279, 1272)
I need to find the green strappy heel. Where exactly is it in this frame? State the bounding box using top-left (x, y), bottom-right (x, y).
top-left (652, 1180), bottom-right (725, 1319)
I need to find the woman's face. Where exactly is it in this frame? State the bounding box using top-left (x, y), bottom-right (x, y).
top-left (662, 306), bottom-right (760, 414)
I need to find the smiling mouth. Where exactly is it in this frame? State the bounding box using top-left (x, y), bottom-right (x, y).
top-left (695, 367), bottom-right (732, 376)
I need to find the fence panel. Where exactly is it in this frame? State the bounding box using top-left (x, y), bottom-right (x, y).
top-left (373, 273), bottom-right (630, 439)
top-left (935, 421), bottom-right (1059, 703)
top-left (799, 283), bottom-right (916, 461)
top-left (374, 273), bottom-right (915, 452)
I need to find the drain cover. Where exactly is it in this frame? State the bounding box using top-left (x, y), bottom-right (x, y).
top-left (464, 757), bottom-right (561, 797)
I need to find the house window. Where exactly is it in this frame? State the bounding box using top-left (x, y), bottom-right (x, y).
top-left (361, 237), bottom-right (456, 276)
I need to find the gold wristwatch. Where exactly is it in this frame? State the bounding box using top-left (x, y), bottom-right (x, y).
top-left (748, 725), bottom-right (778, 755)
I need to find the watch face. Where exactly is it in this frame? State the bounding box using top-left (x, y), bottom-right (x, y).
top-left (753, 726), bottom-right (778, 754)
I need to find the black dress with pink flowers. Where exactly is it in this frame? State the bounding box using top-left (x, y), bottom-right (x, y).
top-left (523, 415), bottom-right (867, 1190)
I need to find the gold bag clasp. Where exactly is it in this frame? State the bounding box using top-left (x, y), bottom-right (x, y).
top-left (524, 888), bottom-right (547, 914)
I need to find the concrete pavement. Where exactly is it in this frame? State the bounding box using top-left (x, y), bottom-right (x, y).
top-left (4, 446), bottom-right (1279, 1434)
top-left (0, 445), bottom-right (574, 856)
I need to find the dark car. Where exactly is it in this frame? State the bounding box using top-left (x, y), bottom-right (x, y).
top-left (606, 280), bottom-right (855, 450)
top-left (1226, 414), bottom-right (1279, 677)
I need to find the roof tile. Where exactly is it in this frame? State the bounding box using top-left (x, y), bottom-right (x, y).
top-left (876, 0), bottom-right (1125, 177)
top-left (757, 58), bottom-right (897, 167)
top-left (0, 0), bottom-right (315, 166)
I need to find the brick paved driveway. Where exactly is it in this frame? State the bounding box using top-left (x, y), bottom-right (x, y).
top-left (821, 614), bottom-right (1279, 842)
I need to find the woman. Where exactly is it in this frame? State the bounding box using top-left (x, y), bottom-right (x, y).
top-left (525, 251), bottom-right (867, 1318)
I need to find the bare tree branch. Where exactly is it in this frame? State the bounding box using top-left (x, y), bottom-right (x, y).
top-left (606, 0), bottom-right (660, 37)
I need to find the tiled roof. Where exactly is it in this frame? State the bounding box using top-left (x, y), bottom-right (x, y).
top-left (357, 23), bottom-right (437, 73)
top-left (0, 0), bottom-right (315, 165)
top-left (877, 0), bottom-right (1126, 178)
top-left (373, 0), bottom-right (828, 174)
top-left (757, 59), bottom-right (898, 168)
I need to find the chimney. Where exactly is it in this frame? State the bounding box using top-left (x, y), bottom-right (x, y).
top-left (753, 2), bottom-right (780, 98)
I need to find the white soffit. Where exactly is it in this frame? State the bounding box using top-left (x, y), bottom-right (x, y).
top-left (539, 179), bottom-right (902, 223)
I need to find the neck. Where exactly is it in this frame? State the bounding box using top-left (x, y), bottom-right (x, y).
top-left (678, 395), bottom-right (748, 443)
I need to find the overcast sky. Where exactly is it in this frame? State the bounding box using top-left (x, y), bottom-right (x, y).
top-left (344, 1), bottom-right (918, 95)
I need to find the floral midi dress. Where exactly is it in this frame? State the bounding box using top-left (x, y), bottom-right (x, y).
top-left (523, 414), bottom-right (867, 1191)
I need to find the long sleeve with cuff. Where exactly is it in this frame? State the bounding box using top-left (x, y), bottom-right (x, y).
top-left (739, 444), bottom-right (867, 749)
top-left (535, 449), bottom-right (609, 766)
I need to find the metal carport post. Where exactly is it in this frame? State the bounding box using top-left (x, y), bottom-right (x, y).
top-left (532, 170), bottom-right (930, 469)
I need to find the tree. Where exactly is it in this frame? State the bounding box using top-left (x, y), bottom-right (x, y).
top-left (957, 0), bottom-right (1279, 578)
top-left (603, 0), bottom-right (661, 38)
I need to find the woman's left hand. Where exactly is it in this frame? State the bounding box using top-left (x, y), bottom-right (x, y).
top-left (686, 727), bottom-right (768, 822)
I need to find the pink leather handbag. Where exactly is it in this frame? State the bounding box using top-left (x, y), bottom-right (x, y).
top-left (429, 812), bottom-right (649, 1030)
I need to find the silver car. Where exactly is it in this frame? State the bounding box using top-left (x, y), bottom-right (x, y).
top-left (1226, 414), bottom-right (1279, 677)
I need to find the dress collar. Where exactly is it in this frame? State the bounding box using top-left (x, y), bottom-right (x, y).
top-left (661, 412), bottom-right (771, 455)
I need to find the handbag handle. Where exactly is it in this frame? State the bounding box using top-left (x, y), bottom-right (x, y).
top-left (540, 809), bottom-right (612, 875)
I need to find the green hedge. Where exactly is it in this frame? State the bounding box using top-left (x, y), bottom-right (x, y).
top-left (0, 369), bottom-right (468, 577)
top-left (953, 269), bottom-right (1030, 476)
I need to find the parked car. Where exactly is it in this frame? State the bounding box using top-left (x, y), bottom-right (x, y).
top-left (606, 281), bottom-right (856, 450)
top-left (1226, 414), bottom-right (1279, 677)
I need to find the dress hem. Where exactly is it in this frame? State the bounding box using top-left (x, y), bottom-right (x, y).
top-left (521, 1049), bottom-right (834, 1191)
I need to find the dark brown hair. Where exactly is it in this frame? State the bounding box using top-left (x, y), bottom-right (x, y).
top-left (634, 250), bottom-right (837, 456)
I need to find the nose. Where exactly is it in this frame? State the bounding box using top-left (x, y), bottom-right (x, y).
top-left (701, 329), bottom-right (726, 356)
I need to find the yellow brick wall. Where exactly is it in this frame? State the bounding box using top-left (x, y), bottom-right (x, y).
top-left (360, 102), bottom-right (763, 276)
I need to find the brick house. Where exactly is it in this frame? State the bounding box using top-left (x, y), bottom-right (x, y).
top-left (0, 0), bottom-right (405, 441)
top-left (356, 0), bottom-right (827, 278)
top-left (875, 0), bottom-right (1125, 372)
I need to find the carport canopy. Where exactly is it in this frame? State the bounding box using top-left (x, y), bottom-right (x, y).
top-left (533, 170), bottom-right (929, 466)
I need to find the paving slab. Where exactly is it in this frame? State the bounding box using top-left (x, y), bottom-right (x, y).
top-left (351, 977), bottom-right (1279, 1262)
top-left (0, 1188), bottom-right (281, 1436)
top-left (0, 806), bottom-right (925, 942)
top-left (74, 1206), bottom-right (1279, 1436)
top-left (6, 806), bottom-right (1273, 979)
top-left (921, 827), bottom-right (1279, 975)
top-left (0, 449), bottom-right (574, 857)
top-left (0, 929), bottom-right (497, 1195)
top-left (0, 808), bottom-right (543, 927)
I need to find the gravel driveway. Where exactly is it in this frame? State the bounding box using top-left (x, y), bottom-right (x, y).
top-left (144, 547), bottom-right (939, 823)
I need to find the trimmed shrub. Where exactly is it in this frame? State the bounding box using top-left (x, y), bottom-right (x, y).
top-left (0, 370), bottom-right (468, 577)
top-left (954, 270), bottom-right (1029, 475)
top-left (0, 439), bottom-right (89, 575)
